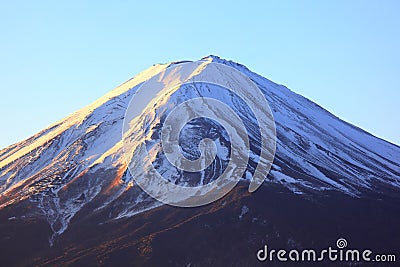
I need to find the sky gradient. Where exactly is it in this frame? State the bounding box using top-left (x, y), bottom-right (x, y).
top-left (1, 0), bottom-right (399, 148)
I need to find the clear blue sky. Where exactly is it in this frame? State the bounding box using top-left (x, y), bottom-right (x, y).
top-left (1, 0), bottom-right (399, 148)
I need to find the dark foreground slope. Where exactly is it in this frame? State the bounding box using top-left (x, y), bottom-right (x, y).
top-left (1, 182), bottom-right (399, 266)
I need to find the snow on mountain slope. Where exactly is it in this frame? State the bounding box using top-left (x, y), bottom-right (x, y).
top-left (0, 55), bottom-right (399, 242)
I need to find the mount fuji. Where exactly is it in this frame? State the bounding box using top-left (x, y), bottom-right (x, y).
top-left (0, 56), bottom-right (399, 266)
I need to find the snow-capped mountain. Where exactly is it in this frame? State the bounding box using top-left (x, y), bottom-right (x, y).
top-left (0, 56), bottom-right (399, 266)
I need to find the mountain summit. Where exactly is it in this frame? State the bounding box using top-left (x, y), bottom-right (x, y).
top-left (1, 56), bottom-right (399, 266)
